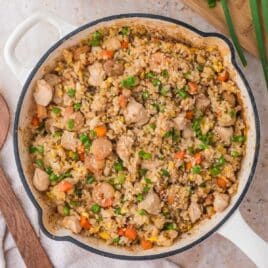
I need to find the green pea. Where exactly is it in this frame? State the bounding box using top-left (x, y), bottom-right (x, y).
top-left (67, 88), bottom-right (76, 98)
top-left (164, 222), bottom-right (176, 230)
top-left (142, 90), bottom-right (150, 101)
top-left (232, 135), bottom-right (246, 143)
top-left (121, 76), bottom-right (139, 88)
top-left (119, 26), bottom-right (130, 35)
top-left (67, 119), bottom-right (74, 130)
top-left (159, 86), bottom-right (169, 96)
top-left (91, 203), bottom-right (101, 213)
top-left (143, 185), bottom-right (150, 193)
top-left (136, 194), bottom-right (143, 202)
top-left (192, 165), bottom-right (201, 174)
top-left (231, 151), bottom-right (240, 157)
top-left (210, 166), bottom-right (221, 176)
top-left (52, 107), bottom-right (61, 115)
top-left (145, 71), bottom-right (155, 79)
top-left (138, 209), bottom-right (146, 216)
top-left (114, 207), bottom-right (121, 215)
top-left (177, 89), bottom-right (188, 99)
top-left (112, 237), bottom-right (120, 244)
top-left (114, 160), bottom-right (124, 172)
top-left (161, 69), bottom-right (169, 78)
top-left (144, 178), bottom-right (152, 184)
top-left (73, 102), bottom-right (81, 111)
top-left (161, 169), bottom-right (170, 177)
top-left (152, 78), bottom-right (161, 87)
top-left (139, 168), bottom-right (148, 177)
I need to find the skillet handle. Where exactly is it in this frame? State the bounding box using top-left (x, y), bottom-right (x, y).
top-left (217, 210), bottom-right (268, 267)
top-left (4, 11), bottom-right (75, 84)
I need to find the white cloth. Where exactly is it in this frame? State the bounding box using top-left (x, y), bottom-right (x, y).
top-left (0, 85), bottom-right (180, 268)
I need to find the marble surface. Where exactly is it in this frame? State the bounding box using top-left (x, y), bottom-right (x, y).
top-left (0, 1), bottom-right (267, 267)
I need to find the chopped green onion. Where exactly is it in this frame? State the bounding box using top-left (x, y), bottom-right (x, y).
top-left (183, 72), bottom-right (191, 80)
top-left (138, 150), bottom-right (152, 160)
top-left (67, 88), bottom-right (76, 98)
top-left (71, 152), bottom-right (79, 161)
top-left (73, 102), bottom-right (81, 111)
top-left (114, 160), bottom-right (124, 172)
top-left (229, 109), bottom-right (236, 118)
top-left (86, 174), bottom-right (95, 184)
top-left (35, 159), bottom-right (44, 168)
top-left (192, 165), bottom-right (201, 174)
top-left (210, 166), bottom-right (221, 176)
top-left (79, 134), bottom-right (91, 149)
top-left (144, 177), bottom-right (152, 184)
top-left (152, 78), bottom-right (161, 87)
top-left (121, 76), bottom-right (139, 88)
top-left (63, 205), bottom-right (70, 216)
top-left (177, 89), bottom-right (188, 99)
top-left (29, 145), bottom-right (44, 154)
top-left (53, 131), bottom-right (62, 138)
top-left (112, 237), bottom-right (120, 244)
top-left (221, 0), bottom-right (247, 67)
top-left (114, 207), bottom-right (121, 215)
top-left (143, 185), bottom-right (151, 193)
top-left (139, 168), bottom-right (148, 177)
top-left (136, 193), bottom-right (143, 202)
top-left (45, 167), bottom-right (53, 175)
top-left (142, 90), bottom-right (150, 101)
top-left (52, 107), bottom-right (61, 115)
top-left (67, 119), bottom-right (74, 130)
top-left (232, 135), bottom-right (246, 143)
top-left (119, 26), bottom-right (130, 35)
top-left (115, 173), bottom-right (126, 184)
top-left (164, 222), bottom-right (176, 230)
top-left (159, 86), bottom-right (170, 96)
top-left (49, 172), bottom-right (59, 181)
top-left (249, 0), bottom-right (268, 87)
top-left (91, 203), bottom-right (101, 213)
top-left (138, 209), bottom-right (146, 216)
top-left (161, 169), bottom-right (170, 177)
top-left (197, 64), bottom-right (204, 72)
top-left (231, 151), bottom-right (240, 157)
top-left (145, 71), bottom-right (155, 79)
top-left (152, 103), bottom-right (165, 113)
top-left (198, 143), bottom-right (208, 150)
top-left (161, 69), bottom-right (169, 78)
top-left (89, 31), bottom-right (102, 46)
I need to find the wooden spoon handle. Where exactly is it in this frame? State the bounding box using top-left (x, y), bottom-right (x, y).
top-left (0, 167), bottom-right (52, 268)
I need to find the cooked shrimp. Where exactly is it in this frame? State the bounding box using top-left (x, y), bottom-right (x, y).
top-left (91, 137), bottom-right (113, 160)
top-left (138, 191), bottom-right (161, 215)
top-left (85, 155), bottom-right (105, 175)
top-left (92, 182), bottom-right (115, 208)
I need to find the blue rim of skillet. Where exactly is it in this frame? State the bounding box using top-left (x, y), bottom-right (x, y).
top-left (13, 13), bottom-right (260, 260)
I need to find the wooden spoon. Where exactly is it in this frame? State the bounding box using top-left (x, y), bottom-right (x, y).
top-left (0, 94), bottom-right (52, 268)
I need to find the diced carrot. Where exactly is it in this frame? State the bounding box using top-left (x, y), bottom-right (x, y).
top-left (77, 144), bottom-right (85, 154)
top-left (31, 115), bottom-right (40, 127)
top-left (185, 111), bottom-right (193, 120)
top-left (167, 194), bottom-right (175, 205)
top-left (80, 216), bottom-right (91, 229)
top-left (186, 162), bottom-right (192, 171)
top-left (94, 125), bottom-right (107, 137)
top-left (58, 181), bottom-right (73, 192)
top-left (118, 95), bottom-right (128, 108)
top-left (121, 40), bottom-right (129, 49)
top-left (101, 50), bottom-right (114, 59)
top-left (117, 227), bottom-right (125, 236)
top-left (188, 82), bottom-right (198, 94)
top-left (218, 70), bottom-right (229, 82)
top-left (174, 151), bottom-right (185, 160)
top-left (141, 239), bottom-right (153, 250)
top-left (217, 177), bottom-right (227, 188)
top-left (36, 104), bottom-right (47, 120)
top-left (194, 152), bottom-right (202, 164)
top-left (79, 152), bottom-right (85, 162)
top-left (124, 226), bottom-right (137, 240)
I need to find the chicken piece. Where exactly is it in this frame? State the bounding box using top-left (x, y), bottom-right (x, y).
top-left (62, 216), bottom-right (82, 234)
top-left (61, 131), bottom-right (77, 151)
top-left (88, 62), bottom-right (106, 86)
top-left (43, 73), bottom-right (61, 87)
top-left (188, 201), bottom-right (202, 223)
top-left (33, 168), bottom-right (50, 192)
top-left (215, 126), bottom-right (233, 145)
top-left (84, 155), bottom-right (105, 175)
top-left (196, 94), bottom-right (210, 112)
top-left (218, 112), bottom-right (236, 127)
top-left (173, 114), bottom-right (186, 131)
top-left (222, 91), bottom-right (236, 107)
top-left (64, 111), bottom-right (84, 131)
top-left (103, 37), bottom-right (121, 51)
top-left (34, 79), bottom-right (53, 106)
top-left (123, 98), bottom-right (149, 126)
top-left (103, 60), bottom-right (124, 76)
top-left (116, 135), bottom-right (134, 163)
top-left (138, 191), bottom-right (161, 215)
top-left (91, 137), bottom-right (113, 160)
top-left (213, 192), bottom-right (230, 212)
top-left (92, 182), bottom-right (115, 208)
